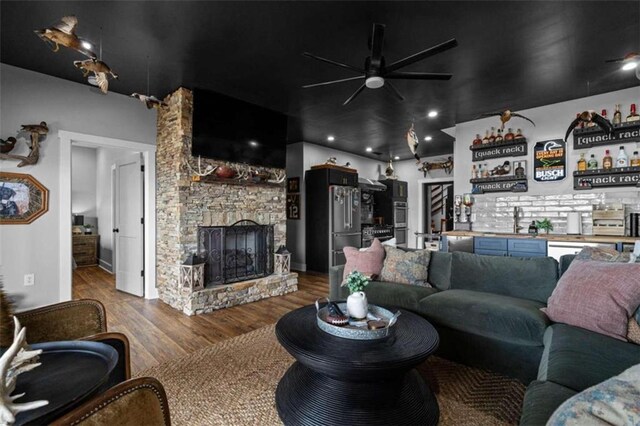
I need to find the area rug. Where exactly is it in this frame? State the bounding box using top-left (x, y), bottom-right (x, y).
top-left (138, 325), bottom-right (525, 425)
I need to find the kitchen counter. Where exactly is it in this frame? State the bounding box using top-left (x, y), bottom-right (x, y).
top-left (443, 230), bottom-right (639, 244)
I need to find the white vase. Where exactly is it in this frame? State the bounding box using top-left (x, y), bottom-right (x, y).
top-left (347, 291), bottom-right (368, 320)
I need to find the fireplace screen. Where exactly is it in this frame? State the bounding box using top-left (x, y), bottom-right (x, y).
top-left (198, 220), bottom-right (274, 286)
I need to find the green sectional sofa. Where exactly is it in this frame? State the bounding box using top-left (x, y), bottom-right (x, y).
top-left (329, 251), bottom-right (640, 425)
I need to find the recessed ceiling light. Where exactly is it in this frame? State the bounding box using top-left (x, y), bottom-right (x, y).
top-left (249, 140), bottom-right (259, 147)
top-left (428, 110), bottom-right (438, 118)
top-left (424, 136), bottom-right (433, 141)
top-left (81, 41), bottom-right (93, 50)
top-left (394, 156), bottom-right (400, 160)
top-left (365, 147), bottom-right (373, 152)
top-left (622, 61), bottom-right (638, 71)
top-left (327, 135), bottom-right (335, 142)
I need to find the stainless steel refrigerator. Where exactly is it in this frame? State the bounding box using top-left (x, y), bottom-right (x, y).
top-left (329, 185), bottom-right (361, 267)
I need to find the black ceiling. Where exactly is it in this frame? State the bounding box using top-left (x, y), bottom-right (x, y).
top-left (2, 1), bottom-right (639, 160)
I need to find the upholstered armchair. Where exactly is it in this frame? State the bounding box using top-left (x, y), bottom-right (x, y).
top-left (50, 377), bottom-right (171, 426)
top-left (15, 299), bottom-right (131, 383)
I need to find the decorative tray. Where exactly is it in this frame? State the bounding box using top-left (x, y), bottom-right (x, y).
top-left (315, 300), bottom-right (400, 340)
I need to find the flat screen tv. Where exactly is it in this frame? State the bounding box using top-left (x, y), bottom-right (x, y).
top-left (192, 88), bottom-right (288, 169)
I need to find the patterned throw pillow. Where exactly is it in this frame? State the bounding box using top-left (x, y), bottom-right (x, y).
top-left (379, 246), bottom-right (432, 287)
top-left (547, 363), bottom-right (640, 426)
top-left (342, 238), bottom-right (385, 282)
top-left (543, 260), bottom-right (640, 341)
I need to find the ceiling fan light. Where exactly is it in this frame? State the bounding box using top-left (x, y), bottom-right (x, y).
top-left (622, 61), bottom-right (638, 71)
top-left (365, 76), bottom-right (384, 89)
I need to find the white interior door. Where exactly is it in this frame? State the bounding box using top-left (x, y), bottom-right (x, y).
top-left (114, 153), bottom-right (144, 297)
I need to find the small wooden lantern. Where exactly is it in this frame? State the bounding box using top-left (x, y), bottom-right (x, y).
top-left (274, 245), bottom-right (291, 275)
top-left (180, 254), bottom-right (205, 291)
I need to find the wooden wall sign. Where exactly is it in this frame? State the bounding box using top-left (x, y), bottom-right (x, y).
top-left (533, 139), bottom-right (566, 182)
top-left (0, 172), bottom-right (49, 224)
top-left (469, 139), bottom-right (528, 162)
top-left (573, 122), bottom-right (640, 149)
top-left (287, 177), bottom-right (300, 193)
top-left (574, 166), bottom-right (640, 190)
top-left (286, 193), bottom-right (301, 220)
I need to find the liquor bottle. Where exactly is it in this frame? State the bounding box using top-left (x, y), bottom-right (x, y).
top-left (482, 130), bottom-right (490, 144)
top-left (603, 149), bottom-right (613, 170)
top-left (631, 151), bottom-right (640, 167)
top-left (495, 128), bottom-right (504, 143)
top-left (577, 153), bottom-right (587, 171)
top-left (616, 146), bottom-right (628, 167)
top-left (587, 154), bottom-right (598, 170)
top-left (482, 163), bottom-right (489, 178)
top-left (472, 164), bottom-right (477, 179)
top-left (473, 134), bottom-right (482, 146)
top-left (504, 128), bottom-right (515, 141)
top-left (626, 103), bottom-right (640, 122)
top-left (515, 161), bottom-right (525, 178)
top-left (601, 109), bottom-right (608, 120)
top-left (514, 128), bottom-right (524, 139)
top-left (612, 104), bottom-right (622, 125)
top-left (488, 127), bottom-right (496, 143)
top-left (528, 221), bottom-right (538, 236)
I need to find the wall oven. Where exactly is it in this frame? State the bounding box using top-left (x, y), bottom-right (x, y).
top-left (394, 227), bottom-right (408, 248)
top-left (393, 201), bottom-right (408, 228)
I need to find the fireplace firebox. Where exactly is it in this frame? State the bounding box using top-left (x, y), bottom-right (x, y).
top-left (198, 220), bottom-right (274, 286)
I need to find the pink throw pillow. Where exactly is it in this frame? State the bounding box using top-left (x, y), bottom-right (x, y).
top-left (342, 238), bottom-right (385, 282)
top-left (544, 260), bottom-right (640, 341)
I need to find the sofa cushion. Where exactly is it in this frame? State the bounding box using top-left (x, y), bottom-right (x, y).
top-left (547, 363), bottom-right (640, 426)
top-left (380, 246), bottom-right (431, 286)
top-left (357, 281), bottom-right (438, 312)
top-left (427, 251), bottom-right (451, 291)
top-left (520, 380), bottom-right (577, 426)
top-left (342, 238), bottom-right (385, 281)
top-left (418, 289), bottom-right (550, 346)
top-left (543, 259), bottom-right (640, 341)
top-left (450, 252), bottom-right (558, 303)
top-left (538, 323), bottom-right (640, 392)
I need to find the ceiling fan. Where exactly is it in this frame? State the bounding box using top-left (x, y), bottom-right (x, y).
top-left (605, 52), bottom-right (640, 80)
top-left (302, 23), bottom-right (457, 105)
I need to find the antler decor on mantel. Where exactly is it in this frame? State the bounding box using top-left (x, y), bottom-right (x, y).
top-left (0, 318), bottom-right (48, 425)
top-left (184, 156), bottom-right (286, 187)
top-left (0, 122), bottom-right (49, 167)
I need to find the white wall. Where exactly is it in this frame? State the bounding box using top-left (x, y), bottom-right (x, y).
top-left (453, 86), bottom-right (640, 196)
top-left (394, 155), bottom-right (455, 248)
top-left (286, 142), bottom-right (386, 269)
top-left (71, 146), bottom-right (98, 219)
top-left (0, 64), bottom-right (156, 309)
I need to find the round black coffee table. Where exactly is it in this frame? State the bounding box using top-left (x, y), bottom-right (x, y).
top-left (275, 304), bottom-right (440, 426)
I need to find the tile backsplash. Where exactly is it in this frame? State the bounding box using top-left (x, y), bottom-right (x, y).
top-left (471, 191), bottom-right (640, 235)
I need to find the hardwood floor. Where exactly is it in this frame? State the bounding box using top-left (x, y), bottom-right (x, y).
top-left (72, 267), bottom-right (329, 375)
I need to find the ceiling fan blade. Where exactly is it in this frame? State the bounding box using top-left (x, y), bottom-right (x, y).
top-left (383, 81), bottom-right (404, 102)
top-left (385, 38), bottom-right (458, 73)
top-left (604, 58), bottom-right (624, 63)
top-left (370, 23), bottom-right (385, 68)
top-left (385, 71), bottom-right (453, 80)
top-left (302, 75), bottom-right (365, 88)
top-left (302, 52), bottom-right (364, 74)
top-left (343, 84), bottom-right (366, 106)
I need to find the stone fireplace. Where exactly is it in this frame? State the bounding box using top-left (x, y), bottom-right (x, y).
top-left (156, 88), bottom-right (297, 315)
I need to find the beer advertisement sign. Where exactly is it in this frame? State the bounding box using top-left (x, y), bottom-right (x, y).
top-left (534, 139), bottom-right (566, 182)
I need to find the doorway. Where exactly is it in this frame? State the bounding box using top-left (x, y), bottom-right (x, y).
top-left (71, 145), bottom-right (145, 297)
top-left (60, 131), bottom-right (157, 302)
top-left (423, 181), bottom-right (454, 236)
